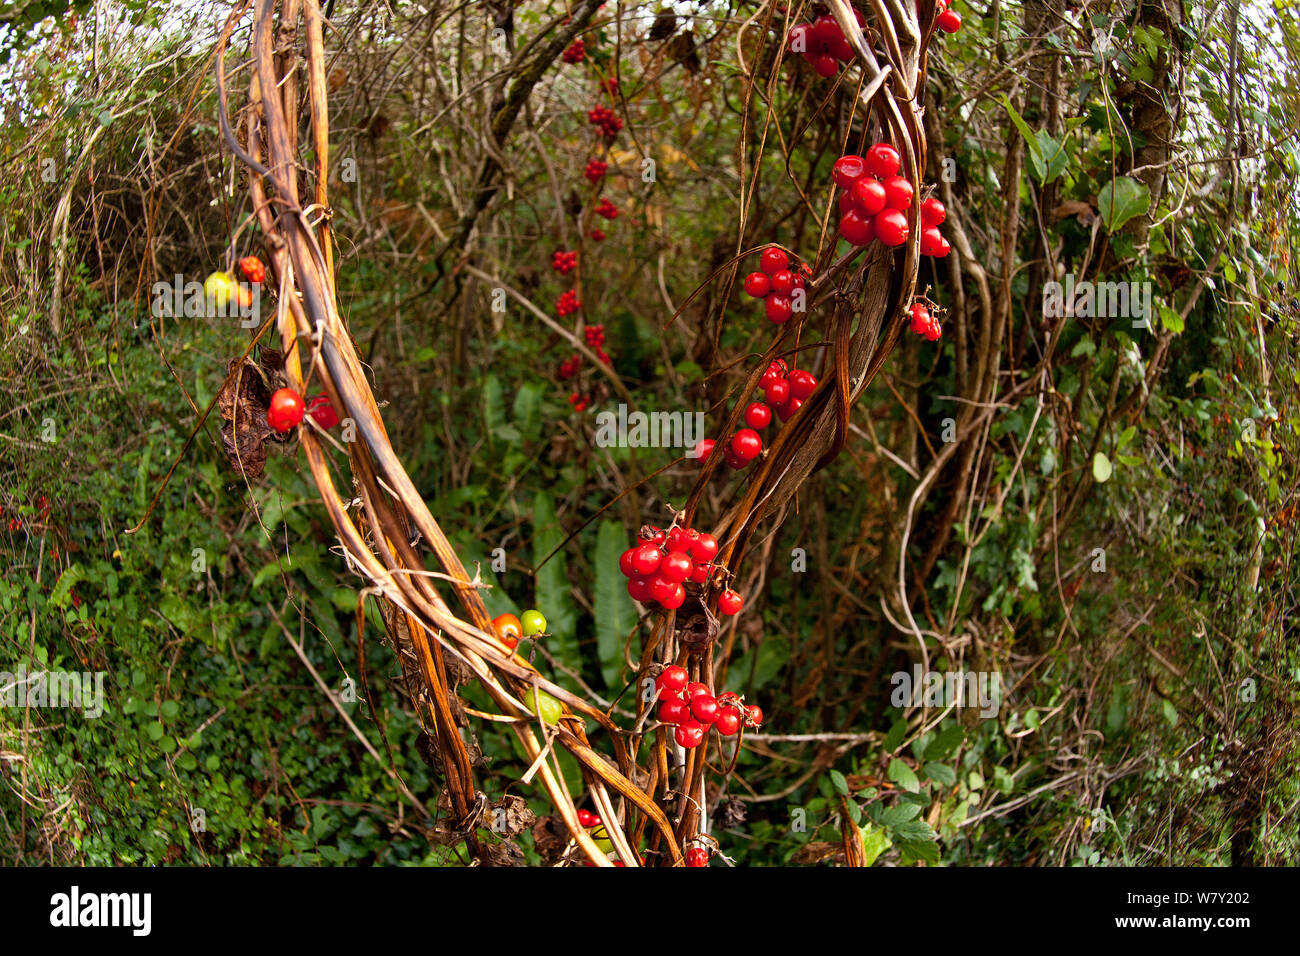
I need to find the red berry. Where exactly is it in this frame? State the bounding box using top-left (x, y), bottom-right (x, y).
top-left (851, 177), bottom-right (888, 215)
top-left (731, 428), bottom-right (763, 461)
top-left (658, 665), bottom-right (689, 693)
top-left (627, 576), bottom-right (653, 603)
top-left (660, 551), bottom-right (693, 583)
top-left (686, 681), bottom-right (710, 699)
top-left (666, 527), bottom-right (693, 553)
top-left (619, 548), bottom-right (638, 578)
top-left (760, 359), bottom-right (788, 388)
top-left (306, 394), bottom-right (339, 429)
top-left (691, 695), bottom-right (720, 724)
top-left (684, 847), bottom-right (710, 866)
top-left (267, 388), bottom-right (305, 432)
top-left (832, 154), bottom-right (867, 190)
top-left (724, 446), bottom-right (749, 470)
top-left (238, 256), bottom-right (265, 284)
top-left (865, 143), bottom-right (901, 178)
top-left (936, 8), bottom-right (962, 33)
top-left (660, 581), bottom-right (687, 609)
top-left (921, 196), bottom-right (946, 225)
top-left (910, 303), bottom-right (932, 335)
top-left (577, 809), bottom-right (599, 827)
top-left (691, 533), bottom-right (719, 563)
top-left (715, 707), bottom-right (742, 736)
top-left (718, 588), bottom-right (744, 615)
top-left (873, 209), bottom-right (909, 246)
top-left (765, 377), bottom-right (791, 406)
top-left (811, 54), bottom-right (839, 77)
top-left (692, 438), bottom-right (716, 462)
top-left (921, 225), bottom-right (949, 257)
top-left (777, 395), bottom-right (804, 421)
top-left (788, 23), bottom-right (814, 54)
top-left (787, 369), bottom-right (817, 400)
top-left (492, 613), bottom-right (522, 650)
top-left (765, 294), bottom-right (794, 324)
top-left (840, 208), bottom-right (874, 246)
top-left (659, 698), bottom-right (691, 724)
top-left (648, 574), bottom-right (677, 605)
top-left (744, 271), bottom-right (772, 298)
top-left (631, 543), bottom-right (663, 577)
top-left (745, 704), bottom-right (764, 727)
top-left (770, 269), bottom-right (798, 296)
top-left (689, 562), bottom-right (710, 584)
top-left (675, 721), bottom-right (706, 748)
top-left (760, 247), bottom-right (789, 275)
top-left (883, 175), bottom-right (915, 210)
top-left (744, 402), bottom-right (772, 429)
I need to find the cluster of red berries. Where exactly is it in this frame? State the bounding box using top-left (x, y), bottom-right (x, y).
top-left (552, 249), bottom-right (578, 275)
top-left (619, 525), bottom-right (744, 615)
top-left (934, 0), bottom-right (962, 34)
top-left (238, 255), bottom-right (265, 284)
top-left (654, 665), bottom-right (764, 748)
top-left (569, 392), bottom-right (590, 413)
top-left (562, 39), bottom-right (586, 63)
top-left (584, 323), bottom-right (610, 357)
top-left (833, 145), bottom-right (916, 247)
top-left (594, 198), bottom-right (618, 220)
top-left (584, 159), bottom-right (608, 183)
top-left (693, 359), bottom-right (818, 471)
top-left (788, 10), bottom-right (865, 78)
top-left (909, 302), bottom-right (943, 342)
top-left (556, 289), bottom-right (581, 317)
top-left (743, 247), bottom-right (810, 324)
top-left (589, 227), bottom-right (606, 242)
top-left (588, 105), bottom-right (623, 140)
top-left (558, 355), bottom-right (582, 379)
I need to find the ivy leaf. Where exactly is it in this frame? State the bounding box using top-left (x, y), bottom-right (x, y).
top-left (1098, 177), bottom-right (1150, 232)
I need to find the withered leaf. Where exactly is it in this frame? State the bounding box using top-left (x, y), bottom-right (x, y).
top-left (677, 594), bottom-right (718, 651)
top-left (487, 794), bottom-right (536, 838)
top-left (530, 814), bottom-right (569, 865)
top-left (713, 796), bottom-right (748, 830)
top-left (791, 841), bottom-right (847, 865)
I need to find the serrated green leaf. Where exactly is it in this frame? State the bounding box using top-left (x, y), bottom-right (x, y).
top-left (924, 762), bottom-right (957, 786)
top-left (888, 758), bottom-right (920, 793)
top-left (858, 823), bottom-right (891, 866)
top-left (829, 769), bottom-right (849, 795)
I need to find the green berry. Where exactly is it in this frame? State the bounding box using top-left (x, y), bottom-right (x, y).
top-left (521, 609), bottom-right (547, 637)
top-left (524, 686), bottom-right (563, 725)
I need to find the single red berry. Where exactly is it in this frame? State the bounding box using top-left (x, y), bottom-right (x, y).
top-left (788, 369), bottom-right (817, 400)
top-left (865, 143), bottom-right (901, 178)
top-left (936, 8), bottom-right (962, 33)
top-left (832, 154), bottom-right (867, 190)
top-left (921, 196), bottom-right (946, 225)
top-left (777, 395), bottom-right (804, 421)
top-left (811, 53), bottom-right (839, 77)
top-left (765, 294), bottom-right (794, 324)
top-left (686, 681), bottom-right (710, 699)
top-left (659, 698), bottom-right (692, 724)
top-left (788, 23), bottom-right (814, 54)
top-left (667, 527), bottom-right (693, 553)
top-left (718, 588), bottom-right (744, 615)
top-left (761, 359), bottom-right (789, 387)
top-left (619, 548), bottom-right (638, 578)
top-left (691, 694), bottom-right (720, 724)
top-left (658, 664), bottom-right (689, 694)
top-left (765, 377), bottom-right (791, 407)
top-left (684, 847), bottom-right (710, 866)
top-left (840, 208), bottom-right (875, 246)
top-left (731, 428), bottom-right (763, 461)
top-left (744, 402), bottom-right (772, 429)
top-left (760, 247), bottom-right (789, 275)
top-left (693, 437), bottom-right (716, 462)
top-left (689, 562), bottom-right (710, 584)
top-left (267, 388), bottom-right (305, 432)
top-left (745, 704), bottom-right (764, 727)
top-left (648, 574), bottom-right (678, 605)
top-left (691, 533), bottom-right (719, 563)
top-left (910, 302), bottom-right (932, 335)
top-left (770, 269), bottom-right (798, 296)
top-left (724, 445), bottom-right (749, 470)
top-left (675, 721), bottom-right (706, 748)
top-left (715, 707), bottom-right (742, 736)
top-left (883, 175), bottom-right (915, 210)
top-left (873, 208), bottom-right (910, 246)
top-left (744, 271), bottom-right (772, 298)
top-left (660, 551), bottom-right (693, 583)
top-left (851, 177), bottom-right (888, 215)
top-left (306, 394), bottom-right (339, 429)
top-left (631, 543), bottom-right (663, 577)
top-left (238, 256), bottom-right (265, 284)
top-left (628, 575), bottom-right (653, 603)
top-left (660, 581), bottom-right (686, 609)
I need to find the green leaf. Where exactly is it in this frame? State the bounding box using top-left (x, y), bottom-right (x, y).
top-left (49, 563), bottom-right (84, 610)
top-left (146, 721), bottom-right (164, 742)
top-left (1098, 177), bottom-right (1150, 232)
top-left (888, 758), bottom-right (920, 793)
top-left (484, 374), bottom-right (505, 438)
top-left (884, 717), bottom-right (908, 752)
top-left (512, 383), bottom-right (544, 443)
top-left (1001, 95), bottom-right (1044, 180)
top-left (160, 701), bottom-right (179, 721)
top-left (898, 838), bottom-right (941, 865)
top-left (923, 722), bottom-right (964, 761)
top-left (1092, 452), bottom-right (1113, 483)
top-left (1035, 130), bottom-right (1069, 182)
top-left (1159, 303), bottom-right (1185, 334)
top-left (532, 491), bottom-right (580, 671)
top-left (593, 520), bottom-right (637, 689)
top-left (858, 823), bottom-right (891, 866)
top-left (829, 770), bottom-right (849, 795)
top-left (924, 762), bottom-right (957, 786)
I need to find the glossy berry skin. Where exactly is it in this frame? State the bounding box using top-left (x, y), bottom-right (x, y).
top-left (765, 377), bottom-right (791, 407)
top-left (627, 576), bottom-right (653, 603)
top-left (812, 54), bottom-right (839, 77)
top-left (631, 543), bottom-right (664, 577)
top-left (689, 562), bottom-right (710, 585)
top-left (765, 294), bottom-right (794, 324)
top-left (936, 8), bottom-right (962, 33)
top-left (851, 177), bottom-right (888, 215)
top-left (760, 247), bottom-right (789, 275)
top-left (731, 428), bottom-right (763, 461)
top-left (691, 694), bottom-right (720, 724)
top-left (788, 23), bottom-right (813, 53)
top-left (306, 394), bottom-right (339, 429)
top-left (777, 395), bottom-right (804, 422)
top-left (761, 359), bottom-right (788, 388)
top-left (267, 388), bottom-right (305, 432)
top-left (660, 551), bottom-right (693, 584)
top-left (674, 720), bottom-right (706, 748)
top-left (832, 154), bottom-right (867, 190)
top-left (686, 681), bottom-right (710, 699)
top-left (521, 609), bottom-right (547, 637)
top-left (724, 446), bottom-right (748, 470)
top-left (840, 208), bottom-right (875, 246)
top-left (744, 402), bottom-right (772, 430)
top-left (658, 664), bottom-right (689, 694)
top-left (910, 303), bottom-right (933, 335)
top-left (770, 269), bottom-right (798, 296)
top-left (883, 175), bottom-right (915, 211)
top-left (715, 707), bottom-right (742, 736)
top-left (718, 588), bottom-right (744, 615)
top-left (491, 613), bottom-right (522, 650)
top-left (659, 698), bottom-right (691, 724)
top-left (744, 271), bottom-right (771, 298)
top-left (648, 574), bottom-right (678, 605)
top-left (577, 809), bottom-right (599, 827)
top-left (619, 548), bottom-right (638, 577)
top-left (921, 225), bottom-right (949, 257)
top-left (691, 533), bottom-right (719, 563)
top-left (660, 581), bottom-right (687, 609)
top-left (873, 209), bottom-right (910, 247)
top-left (788, 369), bottom-right (817, 400)
top-left (865, 143), bottom-right (901, 178)
top-left (921, 196), bottom-right (946, 225)
top-left (692, 438), bottom-right (716, 462)
top-left (684, 847), bottom-right (710, 867)
top-left (745, 704), bottom-right (764, 727)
